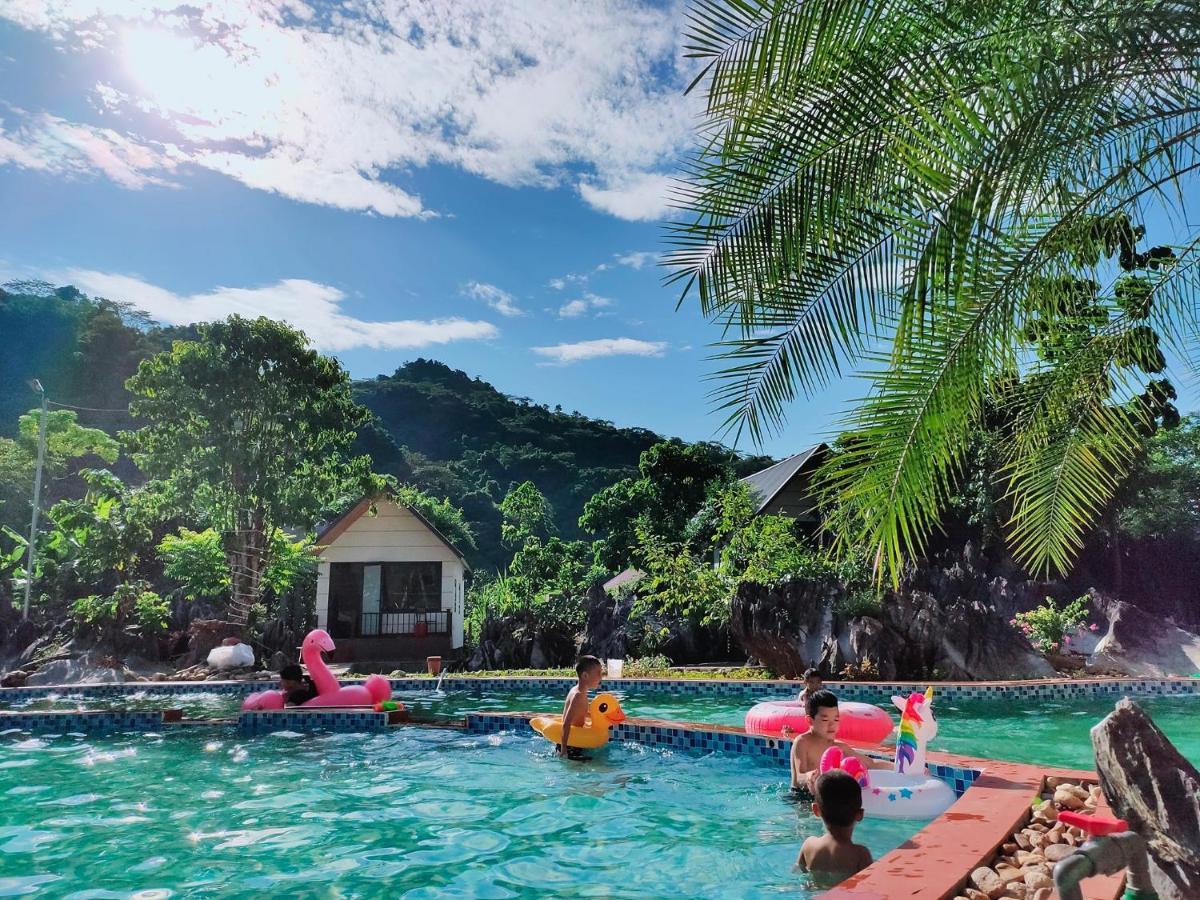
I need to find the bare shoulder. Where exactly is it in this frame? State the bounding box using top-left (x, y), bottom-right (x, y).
top-left (857, 843), bottom-right (873, 871)
top-left (797, 836), bottom-right (815, 870)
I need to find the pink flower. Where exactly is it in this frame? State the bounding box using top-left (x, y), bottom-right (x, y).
top-left (1089, 623), bottom-right (1099, 632)
top-left (1063, 636), bottom-right (1071, 645)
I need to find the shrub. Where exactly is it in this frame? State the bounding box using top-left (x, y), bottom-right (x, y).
top-left (72, 580), bottom-right (170, 636)
top-left (832, 589), bottom-right (883, 620)
top-left (1011, 595), bottom-right (1093, 653)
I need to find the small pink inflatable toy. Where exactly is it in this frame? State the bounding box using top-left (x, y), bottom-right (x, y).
top-left (241, 629), bottom-right (392, 711)
top-left (819, 745), bottom-right (871, 788)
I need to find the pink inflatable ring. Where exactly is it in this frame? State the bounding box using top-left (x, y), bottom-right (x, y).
top-left (745, 700), bottom-right (894, 743)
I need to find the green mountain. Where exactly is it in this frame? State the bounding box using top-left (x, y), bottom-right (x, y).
top-left (1, 283), bottom-right (771, 572)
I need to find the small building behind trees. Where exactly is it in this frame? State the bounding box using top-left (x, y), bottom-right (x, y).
top-left (739, 444), bottom-right (828, 530)
top-left (314, 495), bottom-right (468, 670)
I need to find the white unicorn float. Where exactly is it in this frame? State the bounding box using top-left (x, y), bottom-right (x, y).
top-left (821, 687), bottom-right (957, 820)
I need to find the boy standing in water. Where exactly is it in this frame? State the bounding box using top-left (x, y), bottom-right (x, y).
top-left (790, 690), bottom-right (886, 794)
top-left (798, 770), bottom-right (873, 886)
top-left (796, 668), bottom-right (823, 707)
top-left (559, 655), bottom-right (603, 758)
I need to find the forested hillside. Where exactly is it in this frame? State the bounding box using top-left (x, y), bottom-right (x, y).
top-left (0, 283), bottom-right (772, 571)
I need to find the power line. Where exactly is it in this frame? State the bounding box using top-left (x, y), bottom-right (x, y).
top-left (46, 400), bottom-right (130, 413)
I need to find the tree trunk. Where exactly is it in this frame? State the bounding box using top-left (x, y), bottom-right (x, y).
top-left (224, 508), bottom-right (267, 626)
top-left (1091, 698), bottom-right (1200, 899)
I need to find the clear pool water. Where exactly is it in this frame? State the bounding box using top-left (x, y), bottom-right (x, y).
top-left (5, 684), bottom-right (1197, 770)
top-left (0, 727), bottom-right (919, 898)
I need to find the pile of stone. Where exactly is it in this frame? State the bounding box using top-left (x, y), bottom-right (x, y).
top-left (953, 777), bottom-right (1100, 900)
top-left (165, 664), bottom-right (268, 682)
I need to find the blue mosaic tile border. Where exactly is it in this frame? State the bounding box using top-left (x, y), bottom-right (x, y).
top-left (463, 713), bottom-right (982, 798)
top-left (238, 710), bottom-right (387, 735)
top-left (0, 710), bottom-right (162, 735)
top-left (3, 674), bottom-right (1198, 706)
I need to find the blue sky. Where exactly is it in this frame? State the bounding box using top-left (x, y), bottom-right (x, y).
top-left (0, 2), bottom-right (1193, 463)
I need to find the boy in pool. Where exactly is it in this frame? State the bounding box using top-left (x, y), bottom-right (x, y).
top-left (796, 668), bottom-right (823, 706)
top-left (790, 690), bottom-right (887, 794)
top-left (558, 655), bottom-right (603, 759)
top-left (278, 663), bottom-right (318, 706)
top-left (798, 770), bottom-right (872, 885)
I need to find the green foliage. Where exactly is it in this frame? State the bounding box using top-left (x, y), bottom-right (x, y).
top-left (672, 0), bottom-right (1200, 584)
top-left (622, 655), bottom-right (672, 677)
top-left (382, 484), bottom-right (477, 555)
top-left (1011, 596), bottom-right (1092, 653)
top-left (72, 580), bottom-right (169, 636)
top-left (16, 409), bottom-right (119, 467)
top-left (500, 481), bottom-right (555, 547)
top-left (581, 440), bottom-right (741, 569)
top-left (158, 526), bottom-right (317, 605)
top-left (832, 591), bottom-right (884, 621)
top-left (1117, 416), bottom-right (1200, 541)
top-left (46, 469), bottom-right (161, 584)
top-left (125, 316), bottom-right (376, 620)
top-left (262, 532), bottom-right (317, 598)
top-left (635, 527), bottom-right (731, 627)
top-left (125, 315), bottom-right (374, 531)
top-left (157, 528), bottom-right (228, 600)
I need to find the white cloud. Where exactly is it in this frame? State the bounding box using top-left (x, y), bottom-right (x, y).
top-left (0, 1), bottom-right (699, 220)
top-left (532, 337), bottom-right (667, 364)
top-left (578, 171), bottom-right (674, 221)
top-left (558, 299), bottom-right (589, 318)
top-left (548, 278), bottom-right (567, 291)
top-left (615, 250), bottom-right (658, 270)
top-left (60, 269), bottom-right (499, 352)
top-left (0, 113), bottom-right (178, 189)
top-left (558, 293), bottom-right (613, 318)
top-left (463, 281), bottom-right (523, 317)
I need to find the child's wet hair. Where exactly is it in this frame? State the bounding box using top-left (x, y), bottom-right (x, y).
top-left (806, 688), bottom-right (839, 720)
top-left (576, 655), bottom-right (602, 676)
top-left (815, 770), bottom-right (862, 827)
top-left (280, 664), bottom-right (303, 681)
top-left (803, 668), bottom-right (821, 681)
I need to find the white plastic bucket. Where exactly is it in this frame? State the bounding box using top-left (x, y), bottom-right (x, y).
top-left (607, 658), bottom-right (624, 679)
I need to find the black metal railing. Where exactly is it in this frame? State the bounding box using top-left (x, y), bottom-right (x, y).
top-left (359, 609), bottom-right (450, 638)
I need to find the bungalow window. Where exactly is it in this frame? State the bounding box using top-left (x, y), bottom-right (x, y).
top-left (328, 561), bottom-right (442, 638)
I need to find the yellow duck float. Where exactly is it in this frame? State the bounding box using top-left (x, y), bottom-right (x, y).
top-left (530, 692), bottom-right (627, 749)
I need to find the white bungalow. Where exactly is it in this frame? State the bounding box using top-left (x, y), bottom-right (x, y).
top-left (314, 495), bottom-right (469, 669)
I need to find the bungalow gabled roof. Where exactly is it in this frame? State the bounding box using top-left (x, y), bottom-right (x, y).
top-left (739, 444), bottom-right (827, 515)
top-left (315, 494), bottom-right (471, 570)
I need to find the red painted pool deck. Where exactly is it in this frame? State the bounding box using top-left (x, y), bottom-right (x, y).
top-left (820, 745), bottom-right (1123, 900)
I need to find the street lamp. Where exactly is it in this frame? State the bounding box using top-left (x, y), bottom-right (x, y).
top-left (22, 379), bottom-right (48, 620)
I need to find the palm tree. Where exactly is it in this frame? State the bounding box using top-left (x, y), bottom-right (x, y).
top-left (667, 0), bottom-right (1200, 583)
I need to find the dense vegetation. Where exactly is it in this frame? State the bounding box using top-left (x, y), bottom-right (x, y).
top-left (672, 0), bottom-right (1200, 584)
top-left (0, 282), bottom-right (785, 663)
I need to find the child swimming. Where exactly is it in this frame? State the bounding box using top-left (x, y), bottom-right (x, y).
top-left (790, 690), bottom-right (887, 793)
top-left (798, 769), bottom-right (873, 886)
top-left (558, 655), bottom-right (603, 759)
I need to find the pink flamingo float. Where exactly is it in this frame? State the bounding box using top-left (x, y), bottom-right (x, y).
top-left (242, 629), bottom-right (392, 711)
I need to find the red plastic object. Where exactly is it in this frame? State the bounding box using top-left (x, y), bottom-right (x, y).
top-left (1058, 810), bottom-right (1129, 836)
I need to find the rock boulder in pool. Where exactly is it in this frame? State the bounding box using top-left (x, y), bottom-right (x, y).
top-left (1092, 698), bottom-right (1200, 899)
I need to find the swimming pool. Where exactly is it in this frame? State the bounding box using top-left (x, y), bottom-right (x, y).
top-left (5, 684), bottom-right (1197, 770)
top-left (0, 727), bottom-right (919, 898)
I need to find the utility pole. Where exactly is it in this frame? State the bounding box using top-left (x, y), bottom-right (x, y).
top-left (22, 380), bottom-right (48, 620)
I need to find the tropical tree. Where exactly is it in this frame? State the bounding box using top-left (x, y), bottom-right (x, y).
top-left (124, 316), bottom-right (376, 625)
top-left (669, 0), bottom-right (1200, 581)
top-left (580, 439), bottom-right (739, 568)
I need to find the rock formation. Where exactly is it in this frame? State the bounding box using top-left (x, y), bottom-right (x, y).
top-left (1087, 596), bottom-right (1200, 677)
top-left (730, 575), bottom-right (1054, 680)
top-left (1092, 698), bottom-right (1200, 899)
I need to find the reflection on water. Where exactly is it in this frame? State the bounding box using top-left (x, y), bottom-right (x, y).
top-left (0, 727), bottom-right (919, 897)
